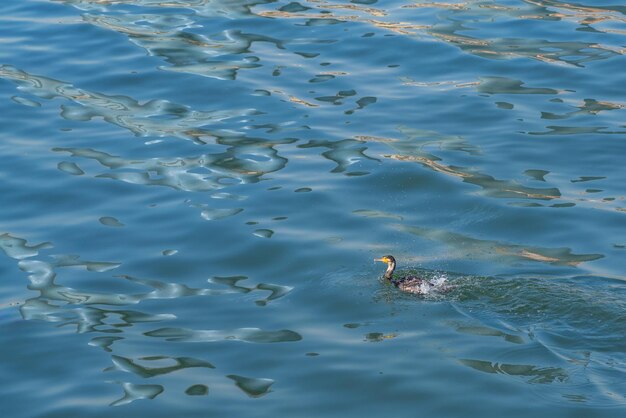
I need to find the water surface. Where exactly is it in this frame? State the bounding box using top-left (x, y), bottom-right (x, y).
top-left (1, 1), bottom-right (626, 417)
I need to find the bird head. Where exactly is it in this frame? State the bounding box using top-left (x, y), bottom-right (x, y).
top-left (375, 255), bottom-right (396, 279)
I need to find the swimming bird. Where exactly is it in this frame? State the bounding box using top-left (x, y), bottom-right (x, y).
top-left (374, 255), bottom-right (435, 295)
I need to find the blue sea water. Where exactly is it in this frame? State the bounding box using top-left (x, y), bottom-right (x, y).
top-left (1, 0), bottom-right (625, 416)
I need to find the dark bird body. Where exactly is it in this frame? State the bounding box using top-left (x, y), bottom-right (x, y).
top-left (391, 276), bottom-right (431, 294)
top-left (375, 255), bottom-right (435, 295)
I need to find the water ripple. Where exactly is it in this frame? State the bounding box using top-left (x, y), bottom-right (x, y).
top-left (0, 231), bottom-right (297, 405)
top-left (110, 382), bottom-right (164, 407)
top-left (459, 358), bottom-right (569, 384)
top-left (144, 326), bottom-right (302, 343)
top-left (397, 224), bottom-right (603, 267)
top-left (0, 233), bottom-right (53, 260)
top-left (227, 374), bottom-right (274, 397)
top-left (107, 354), bottom-right (215, 377)
top-left (0, 65), bottom-right (256, 143)
top-left (2, 0), bottom-right (626, 414)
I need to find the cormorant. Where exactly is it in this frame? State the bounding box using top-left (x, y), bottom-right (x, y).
top-left (375, 255), bottom-right (437, 295)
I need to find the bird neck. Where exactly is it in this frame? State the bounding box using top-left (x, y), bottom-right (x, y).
top-left (384, 262), bottom-right (395, 280)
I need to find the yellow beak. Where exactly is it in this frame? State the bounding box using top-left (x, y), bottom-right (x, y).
top-left (374, 257), bottom-right (387, 263)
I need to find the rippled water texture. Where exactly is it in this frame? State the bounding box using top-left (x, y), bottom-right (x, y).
top-left (1, 1), bottom-right (625, 417)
